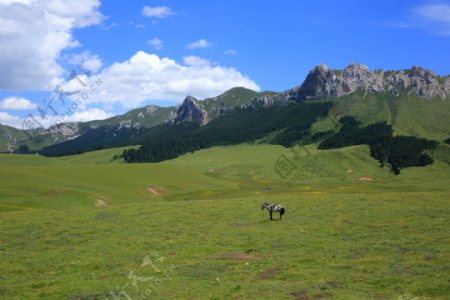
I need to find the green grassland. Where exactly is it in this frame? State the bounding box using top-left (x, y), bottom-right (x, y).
top-left (0, 144), bottom-right (449, 299)
top-left (312, 94), bottom-right (450, 142)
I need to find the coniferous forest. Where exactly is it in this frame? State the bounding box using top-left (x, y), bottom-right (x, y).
top-left (122, 103), bottom-right (438, 174)
top-left (318, 117), bottom-right (437, 174)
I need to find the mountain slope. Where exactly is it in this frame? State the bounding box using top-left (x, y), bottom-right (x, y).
top-left (116, 63), bottom-right (449, 173)
top-left (121, 101), bottom-right (333, 162)
top-left (311, 92), bottom-right (450, 141)
top-left (250, 63), bottom-right (450, 106)
top-left (0, 124), bottom-right (28, 152)
top-left (4, 63), bottom-right (450, 160)
top-left (2, 87), bottom-right (270, 153)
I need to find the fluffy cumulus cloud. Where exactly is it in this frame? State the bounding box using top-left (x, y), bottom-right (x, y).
top-left (71, 51), bottom-right (260, 108)
top-left (0, 106), bottom-right (113, 128)
top-left (186, 39), bottom-right (214, 49)
top-left (142, 5), bottom-right (175, 18)
top-left (0, 96), bottom-right (37, 110)
top-left (0, 111), bottom-right (23, 127)
top-left (26, 107), bottom-right (112, 128)
top-left (183, 55), bottom-right (210, 66)
top-left (0, 0), bottom-right (103, 91)
top-left (147, 38), bottom-right (164, 50)
top-left (44, 107), bottom-right (112, 125)
top-left (67, 51), bottom-right (103, 73)
top-left (68, 108), bottom-right (112, 122)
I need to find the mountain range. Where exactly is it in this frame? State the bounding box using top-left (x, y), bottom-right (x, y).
top-left (1, 63), bottom-right (449, 161)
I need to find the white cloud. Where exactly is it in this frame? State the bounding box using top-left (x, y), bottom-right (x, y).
top-left (73, 51), bottom-right (259, 108)
top-left (0, 0), bottom-right (35, 6)
top-left (142, 5), bottom-right (175, 18)
top-left (66, 108), bottom-right (113, 122)
top-left (186, 39), bottom-right (213, 49)
top-left (147, 38), bottom-right (163, 50)
top-left (0, 0), bottom-right (103, 91)
top-left (35, 107), bottom-right (113, 128)
top-left (0, 111), bottom-right (23, 128)
top-left (67, 51), bottom-right (102, 73)
top-left (413, 4), bottom-right (450, 36)
top-left (415, 4), bottom-right (450, 23)
top-left (224, 49), bottom-right (238, 55)
top-left (99, 21), bottom-right (118, 31)
top-left (183, 55), bottom-right (210, 66)
top-left (0, 96), bottom-right (37, 110)
top-left (2, 107), bottom-right (113, 129)
top-left (136, 24), bottom-right (145, 30)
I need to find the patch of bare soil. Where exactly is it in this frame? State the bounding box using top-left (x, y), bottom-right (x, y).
top-left (290, 290), bottom-right (310, 300)
top-left (258, 268), bottom-right (277, 280)
top-left (355, 177), bottom-right (373, 182)
top-left (346, 168), bottom-right (353, 173)
top-left (94, 198), bottom-right (109, 208)
top-left (146, 186), bottom-right (166, 196)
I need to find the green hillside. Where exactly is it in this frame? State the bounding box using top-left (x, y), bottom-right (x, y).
top-left (0, 124), bottom-right (31, 152)
top-left (2, 143), bottom-right (449, 212)
top-left (0, 87), bottom-right (270, 154)
top-left (85, 106), bottom-right (173, 129)
top-left (200, 87), bottom-right (276, 119)
top-left (3, 87), bottom-right (449, 159)
top-left (0, 157), bottom-right (237, 212)
top-left (312, 93), bottom-right (450, 142)
top-left (0, 144), bottom-right (449, 299)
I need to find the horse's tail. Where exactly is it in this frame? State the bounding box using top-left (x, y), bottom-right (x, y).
top-left (280, 207), bottom-right (285, 216)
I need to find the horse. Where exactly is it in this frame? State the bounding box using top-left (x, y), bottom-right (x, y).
top-left (261, 202), bottom-right (285, 220)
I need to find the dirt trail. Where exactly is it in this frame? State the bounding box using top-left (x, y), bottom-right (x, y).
top-left (356, 177), bottom-right (373, 182)
top-left (146, 186), bottom-right (166, 196)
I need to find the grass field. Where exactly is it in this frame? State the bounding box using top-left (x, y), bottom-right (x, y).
top-left (312, 94), bottom-right (450, 142)
top-left (0, 144), bottom-right (449, 299)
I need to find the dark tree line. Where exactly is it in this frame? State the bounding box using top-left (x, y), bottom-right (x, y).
top-left (40, 126), bottom-right (147, 157)
top-left (15, 145), bottom-right (30, 154)
top-left (319, 117), bottom-right (438, 174)
top-left (123, 102), bottom-right (333, 163)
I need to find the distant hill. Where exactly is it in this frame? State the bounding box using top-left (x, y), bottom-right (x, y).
top-left (36, 87), bottom-right (274, 155)
top-left (2, 63), bottom-right (449, 174)
top-left (117, 63), bottom-right (449, 174)
top-left (0, 87), bottom-right (271, 153)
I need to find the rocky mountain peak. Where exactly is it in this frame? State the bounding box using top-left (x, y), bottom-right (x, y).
top-left (314, 63), bottom-right (330, 73)
top-left (46, 122), bottom-right (80, 142)
top-left (342, 63), bottom-right (370, 79)
top-left (146, 105), bottom-right (158, 114)
top-left (409, 65), bottom-right (436, 83)
top-left (249, 63), bottom-right (449, 108)
top-left (292, 63), bottom-right (350, 100)
top-left (410, 65), bottom-right (432, 76)
top-left (170, 95), bottom-right (208, 125)
top-left (184, 95), bottom-right (197, 103)
top-left (342, 63), bottom-right (384, 93)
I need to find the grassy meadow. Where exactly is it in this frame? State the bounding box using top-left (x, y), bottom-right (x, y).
top-left (0, 144), bottom-right (449, 299)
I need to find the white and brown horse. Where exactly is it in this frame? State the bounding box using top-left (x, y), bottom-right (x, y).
top-left (261, 202), bottom-right (285, 220)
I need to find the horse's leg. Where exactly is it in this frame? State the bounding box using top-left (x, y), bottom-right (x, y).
top-left (280, 213), bottom-right (282, 220)
top-left (270, 212), bottom-right (272, 220)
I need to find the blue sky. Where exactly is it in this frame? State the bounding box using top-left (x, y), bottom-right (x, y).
top-left (0, 0), bottom-right (449, 128)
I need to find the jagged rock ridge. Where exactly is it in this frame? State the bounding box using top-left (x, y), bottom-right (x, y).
top-left (249, 63), bottom-right (450, 107)
top-left (169, 95), bottom-right (208, 125)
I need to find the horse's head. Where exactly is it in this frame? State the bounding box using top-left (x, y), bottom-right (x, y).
top-left (261, 202), bottom-right (268, 210)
